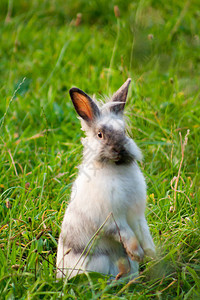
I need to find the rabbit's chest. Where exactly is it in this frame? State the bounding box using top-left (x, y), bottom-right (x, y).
top-left (100, 171), bottom-right (145, 210)
top-left (76, 163), bottom-right (146, 216)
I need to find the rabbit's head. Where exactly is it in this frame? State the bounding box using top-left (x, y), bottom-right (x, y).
top-left (69, 78), bottom-right (142, 165)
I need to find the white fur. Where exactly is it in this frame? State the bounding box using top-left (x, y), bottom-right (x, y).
top-left (57, 83), bottom-right (155, 280)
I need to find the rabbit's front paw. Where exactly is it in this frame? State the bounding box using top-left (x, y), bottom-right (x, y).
top-left (143, 245), bottom-right (156, 259)
top-left (125, 237), bottom-right (144, 262)
top-left (142, 238), bottom-right (156, 258)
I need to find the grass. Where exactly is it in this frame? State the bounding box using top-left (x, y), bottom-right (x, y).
top-left (0, 0), bottom-right (199, 298)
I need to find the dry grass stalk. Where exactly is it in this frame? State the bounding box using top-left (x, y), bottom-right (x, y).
top-left (172, 129), bottom-right (190, 210)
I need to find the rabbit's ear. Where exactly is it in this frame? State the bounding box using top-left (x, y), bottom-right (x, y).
top-left (110, 78), bottom-right (131, 114)
top-left (69, 88), bottom-right (100, 123)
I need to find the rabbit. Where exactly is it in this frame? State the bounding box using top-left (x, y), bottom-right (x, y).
top-left (56, 78), bottom-right (155, 280)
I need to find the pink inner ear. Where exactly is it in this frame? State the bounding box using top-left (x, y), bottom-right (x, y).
top-left (73, 92), bottom-right (93, 120)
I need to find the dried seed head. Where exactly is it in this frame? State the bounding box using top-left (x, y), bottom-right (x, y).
top-left (75, 13), bottom-right (82, 27)
top-left (6, 199), bottom-right (11, 209)
top-left (36, 231), bottom-right (43, 240)
top-left (25, 182), bottom-right (30, 190)
top-left (12, 264), bottom-right (20, 270)
top-left (148, 34), bottom-right (154, 40)
top-left (114, 6), bottom-right (120, 18)
top-left (14, 132), bottom-right (19, 139)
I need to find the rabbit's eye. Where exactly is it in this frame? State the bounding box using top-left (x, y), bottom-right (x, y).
top-left (97, 131), bottom-right (103, 139)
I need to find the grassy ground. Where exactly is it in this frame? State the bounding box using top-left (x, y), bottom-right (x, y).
top-left (0, 0), bottom-right (199, 298)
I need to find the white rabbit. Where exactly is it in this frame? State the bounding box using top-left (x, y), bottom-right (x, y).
top-left (56, 78), bottom-right (155, 280)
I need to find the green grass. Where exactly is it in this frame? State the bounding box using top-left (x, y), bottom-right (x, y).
top-left (0, 0), bottom-right (199, 298)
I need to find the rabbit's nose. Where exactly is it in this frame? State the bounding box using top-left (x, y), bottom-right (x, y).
top-left (112, 146), bottom-right (124, 156)
top-left (112, 148), bottom-right (119, 154)
top-left (111, 145), bottom-right (120, 153)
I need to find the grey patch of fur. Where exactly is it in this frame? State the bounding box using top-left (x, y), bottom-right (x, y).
top-left (91, 124), bottom-right (135, 165)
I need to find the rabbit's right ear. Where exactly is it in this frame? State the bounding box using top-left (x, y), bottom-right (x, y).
top-left (69, 88), bottom-right (100, 123)
top-left (110, 78), bottom-right (131, 114)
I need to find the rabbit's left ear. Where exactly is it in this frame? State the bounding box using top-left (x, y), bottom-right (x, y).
top-left (69, 87), bottom-right (100, 123)
top-left (110, 78), bottom-right (131, 114)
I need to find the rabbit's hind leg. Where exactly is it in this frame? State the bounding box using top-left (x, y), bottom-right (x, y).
top-left (129, 259), bottom-right (139, 280)
top-left (85, 254), bottom-right (133, 280)
top-left (85, 254), bottom-right (111, 275)
top-left (115, 256), bottom-right (131, 280)
top-left (114, 256), bottom-right (139, 280)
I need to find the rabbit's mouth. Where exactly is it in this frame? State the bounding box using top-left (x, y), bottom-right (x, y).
top-left (98, 148), bottom-right (135, 165)
top-left (114, 152), bottom-right (135, 165)
top-left (111, 145), bottom-right (135, 165)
